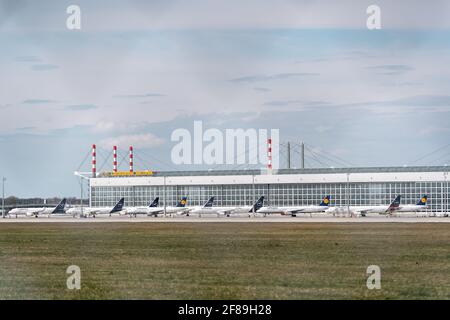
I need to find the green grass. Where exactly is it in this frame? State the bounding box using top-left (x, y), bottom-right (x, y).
top-left (0, 223), bottom-right (448, 299)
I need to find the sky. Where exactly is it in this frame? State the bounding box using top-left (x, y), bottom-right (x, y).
top-left (1, 0), bottom-right (450, 197)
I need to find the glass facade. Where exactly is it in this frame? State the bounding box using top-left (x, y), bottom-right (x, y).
top-left (91, 179), bottom-right (449, 213)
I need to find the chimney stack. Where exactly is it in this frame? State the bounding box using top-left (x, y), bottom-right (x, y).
top-left (91, 144), bottom-right (96, 178)
top-left (113, 146), bottom-right (117, 173)
top-left (129, 146), bottom-right (134, 173)
top-left (267, 138), bottom-right (272, 173)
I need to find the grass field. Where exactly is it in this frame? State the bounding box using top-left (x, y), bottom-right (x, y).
top-left (0, 223), bottom-right (448, 299)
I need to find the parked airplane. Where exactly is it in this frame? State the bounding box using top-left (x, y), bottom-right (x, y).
top-left (9, 198), bottom-right (67, 218)
top-left (165, 196), bottom-right (190, 215)
top-left (119, 196), bottom-right (189, 217)
top-left (186, 196), bottom-right (265, 217)
top-left (66, 198), bottom-right (124, 218)
top-left (186, 197), bottom-right (216, 216)
top-left (395, 195), bottom-right (428, 213)
top-left (327, 195), bottom-right (401, 217)
top-left (222, 196), bottom-right (265, 217)
top-left (256, 195), bottom-right (331, 217)
top-left (122, 197), bottom-right (160, 217)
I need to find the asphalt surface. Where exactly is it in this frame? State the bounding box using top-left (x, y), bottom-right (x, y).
top-left (0, 214), bottom-right (449, 223)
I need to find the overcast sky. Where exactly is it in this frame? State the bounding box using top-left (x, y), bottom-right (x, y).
top-left (1, 0), bottom-right (450, 197)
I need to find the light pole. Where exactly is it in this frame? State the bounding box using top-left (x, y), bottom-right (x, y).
top-left (79, 177), bottom-right (84, 217)
top-left (346, 173), bottom-right (351, 217)
top-left (163, 175), bottom-right (167, 217)
top-left (74, 171), bottom-right (90, 218)
top-left (444, 167), bottom-right (448, 216)
top-left (2, 177), bottom-right (6, 218)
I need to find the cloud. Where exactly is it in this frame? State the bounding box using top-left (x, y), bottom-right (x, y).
top-left (15, 56), bottom-right (41, 62)
top-left (230, 72), bottom-right (318, 83)
top-left (66, 104), bottom-right (97, 111)
top-left (92, 121), bottom-right (150, 133)
top-left (114, 93), bottom-right (165, 98)
top-left (16, 126), bottom-right (36, 131)
top-left (100, 133), bottom-right (165, 149)
top-left (368, 65), bottom-right (414, 75)
top-left (264, 100), bottom-right (328, 108)
top-left (3, 0), bottom-right (450, 31)
top-left (315, 125), bottom-right (333, 133)
top-left (253, 87), bottom-right (270, 92)
top-left (22, 99), bottom-right (56, 104)
top-left (357, 95), bottom-right (450, 114)
top-left (261, 95), bottom-right (450, 115)
top-left (31, 64), bottom-right (59, 71)
top-left (392, 95), bottom-right (450, 107)
top-left (418, 126), bottom-right (450, 136)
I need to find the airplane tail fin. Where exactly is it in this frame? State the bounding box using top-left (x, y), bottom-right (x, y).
top-left (203, 197), bottom-right (215, 208)
top-left (111, 198), bottom-right (125, 213)
top-left (176, 196), bottom-right (188, 207)
top-left (319, 195), bottom-right (331, 207)
top-left (416, 195), bottom-right (428, 206)
top-left (149, 197), bottom-right (159, 207)
top-left (386, 195), bottom-right (401, 213)
top-left (250, 196), bottom-right (264, 212)
top-left (52, 198), bottom-right (67, 214)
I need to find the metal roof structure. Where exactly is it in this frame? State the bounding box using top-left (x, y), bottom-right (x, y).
top-left (131, 166), bottom-right (450, 177)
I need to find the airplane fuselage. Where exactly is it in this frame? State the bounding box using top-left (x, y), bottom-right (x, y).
top-left (66, 207), bottom-right (120, 216)
top-left (257, 205), bottom-right (328, 215)
top-left (9, 207), bottom-right (59, 217)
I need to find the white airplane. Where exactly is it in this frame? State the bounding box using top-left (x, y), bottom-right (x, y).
top-left (164, 196), bottom-right (190, 215)
top-left (186, 197), bottom-right (217, 216)
top-left (222, 196), bottom-right (265, 217)
top-left (327, 195), bottom-right (401, 217)
top-left (128, 196), bottom-right (189, 216)
top-left (256, 195), bottom-right (331, 217)
top-left (122, 197), bottom-right (160, 217)
top-left (9, 199), bottom-right (67, 218)
top-left (66, 198), bottom-right (124, 218)
top-left (395, 195), bottom-right (428, 213)
top-left (187, 196), bottom-right (265, 217)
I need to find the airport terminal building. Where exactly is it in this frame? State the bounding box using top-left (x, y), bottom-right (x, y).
top-left (89, 166), bottom-right (449, 214)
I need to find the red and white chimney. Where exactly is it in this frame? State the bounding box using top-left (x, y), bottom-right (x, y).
top-left (267, 138), bottom-right (272, 171)
top-left (92, 144), bottom-right (96, 178)
top-left (113, 146), bottom-right (117, 173)
top-left (129, 146), bottom-right (133, 173)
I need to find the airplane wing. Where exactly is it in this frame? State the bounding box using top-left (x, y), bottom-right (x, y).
top-left (31, 208), bottom-right (46, 215)
top-left (147, 208), bottom-right (164, 216)
top-left (285, 207), bottom-right (307, 214)
top-left (217, 208), bottom-right (235, 215)
top-left (216, 207), bottom-right (242, 215)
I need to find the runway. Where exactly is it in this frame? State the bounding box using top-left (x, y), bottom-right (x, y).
top-left (0, 215), bottom-right (449, 223)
